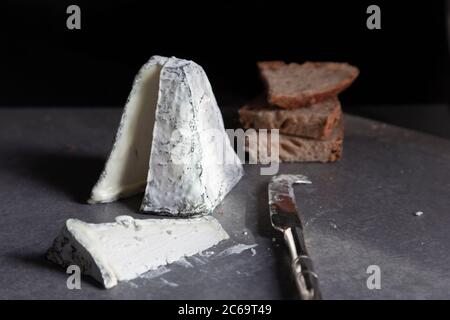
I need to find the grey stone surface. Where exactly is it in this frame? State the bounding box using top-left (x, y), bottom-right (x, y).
top-left (0, 107), bottom-right (450, 299)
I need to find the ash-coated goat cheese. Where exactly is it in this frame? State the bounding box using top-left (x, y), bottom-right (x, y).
top-left (89, 56), bottom-right (243, 216)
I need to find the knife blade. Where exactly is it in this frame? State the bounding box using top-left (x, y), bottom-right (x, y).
top-left (268, 174), bottom-right (321, 300)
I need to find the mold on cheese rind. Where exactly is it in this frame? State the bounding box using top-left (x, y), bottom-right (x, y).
top-left (88, 55), bottom-right (243, 216)
top-left (46, 219), bottom-right (118, 288)
top-left (47, 215), bottom-right (229, 289)
top-left (141, 58), bottom-right (244, 216)
top-left (88, 56), bottom-right (169, 204)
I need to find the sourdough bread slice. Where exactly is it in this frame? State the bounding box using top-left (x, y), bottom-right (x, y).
top-left (239, 95), bottom-right (341, 140)
top-left (258, 61), bottom-right (359, 109)
top-left (245, 120), bottom-right (344, 163)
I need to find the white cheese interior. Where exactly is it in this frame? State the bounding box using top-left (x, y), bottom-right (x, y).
top-left (89, 63), bottom-right (163, 203)
top-left (47, 215), bottom-right (229, 288)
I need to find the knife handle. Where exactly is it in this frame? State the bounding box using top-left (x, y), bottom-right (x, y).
top-left (284, 227), bottom-right (322, 300)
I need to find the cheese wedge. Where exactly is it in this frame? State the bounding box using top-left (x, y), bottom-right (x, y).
top-left (89, 56), bottom-right (243, 216)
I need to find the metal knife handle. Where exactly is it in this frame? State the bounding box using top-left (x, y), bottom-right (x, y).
top-left (284, 226), bottom-right (322, 300)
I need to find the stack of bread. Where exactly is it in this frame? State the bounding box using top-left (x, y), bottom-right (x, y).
top-left (239, 61), bottom-right (359, 162)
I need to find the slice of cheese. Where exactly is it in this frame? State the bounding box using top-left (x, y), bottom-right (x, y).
top-left (89, 56), bottom-right (243, 216)
top-left (46, 215), bottom-right (229, 289)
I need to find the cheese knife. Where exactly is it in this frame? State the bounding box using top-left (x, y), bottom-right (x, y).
top-left (268, 174), bottom-right (322, 300)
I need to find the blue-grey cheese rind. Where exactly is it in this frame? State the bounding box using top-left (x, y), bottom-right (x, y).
top-left (141, 58), bottom-right (243, 216)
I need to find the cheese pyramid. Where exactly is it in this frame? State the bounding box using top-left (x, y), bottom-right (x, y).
top-left (89, 56), bottom-right (243, 216)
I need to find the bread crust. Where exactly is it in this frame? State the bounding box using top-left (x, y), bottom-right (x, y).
top-left (258, 61), bottom-right (359, 109)
top-left (245, 120), bottom-right (344, 163)
top-left (239, 95), bottom-right (341, 140)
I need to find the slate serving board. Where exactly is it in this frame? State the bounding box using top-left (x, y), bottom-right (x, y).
top-left (1, 107), bottom-right (450, 299)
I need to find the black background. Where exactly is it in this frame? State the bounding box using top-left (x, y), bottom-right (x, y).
top-left (1, 1), bottom-right (449, 108)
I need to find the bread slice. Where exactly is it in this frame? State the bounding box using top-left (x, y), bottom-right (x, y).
top-left (239, 95), bottom-right (341, 140)
top-left (245, 120), bottom-right (343, 163)
top-left (258, 61), bottom-right (359, 109)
